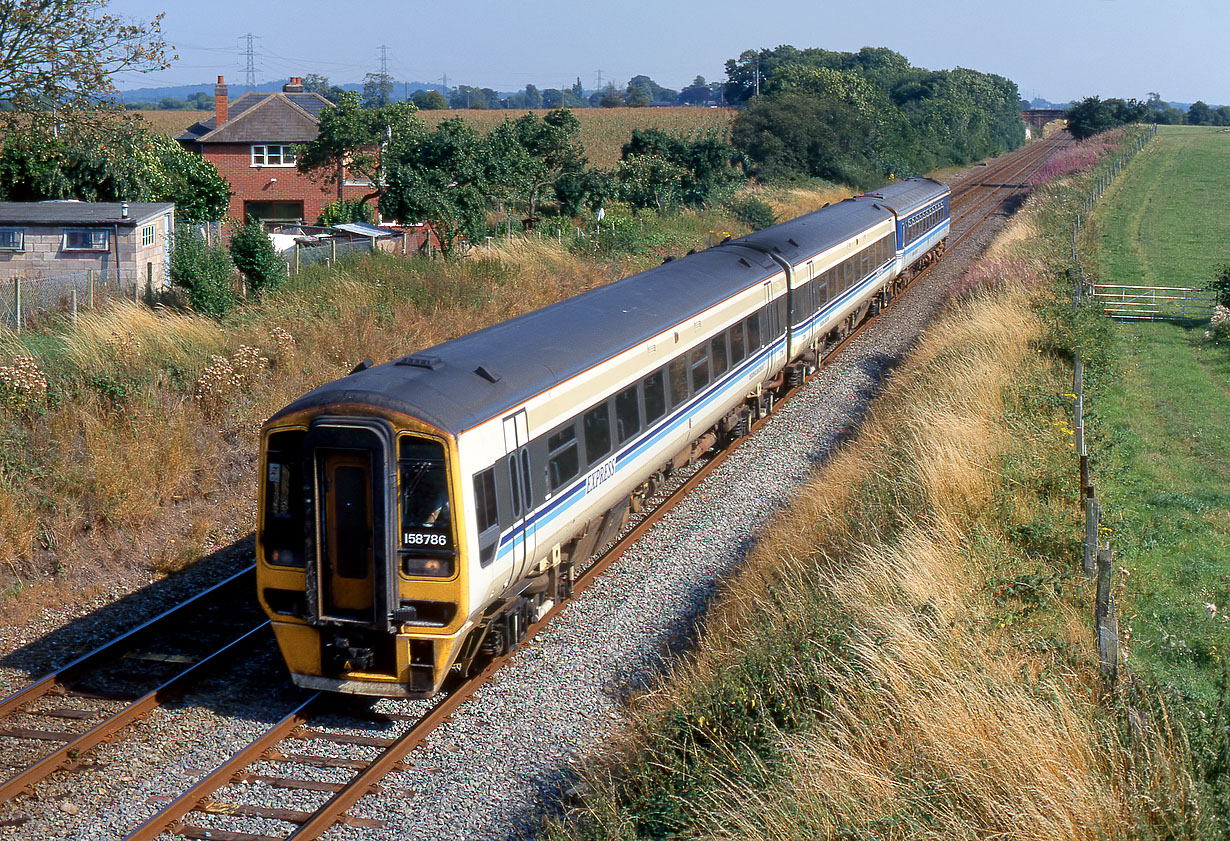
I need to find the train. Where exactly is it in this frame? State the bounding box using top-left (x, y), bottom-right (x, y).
top-left (255, 177), bottom-right (951, 697)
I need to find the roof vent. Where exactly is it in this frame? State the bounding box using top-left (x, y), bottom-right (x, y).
top-left (349, 358), bottom-right (373, 375)
top-left (474, 365), bottom-right (501, 384)
top-left (787, 237), bottom-right (798, 247)
top-left (738, 258), bottom-right (751, 267)
top-left (396, 354), bottom-right (443, 370)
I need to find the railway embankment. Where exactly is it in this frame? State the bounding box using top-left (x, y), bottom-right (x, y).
top-left (548, 127), bottom-right (1212, 839)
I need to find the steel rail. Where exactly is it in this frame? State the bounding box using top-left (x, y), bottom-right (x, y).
top-left (0, 564), bottom-right (257, 721)
top-left (118, 136), bottom-right (1073, 841)
top-left (0, 621), bottom-right (272, 804)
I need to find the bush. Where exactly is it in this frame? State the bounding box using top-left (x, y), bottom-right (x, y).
top-left (726, 196), bottom-right (776, 230)
top-left (317, 198), bottom-right (373, 227)
top-left (229, 217), bottom-right (286, 293)
top-left (169, 227), bottom-right (237, 318)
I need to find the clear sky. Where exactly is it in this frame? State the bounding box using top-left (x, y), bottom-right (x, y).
top-left (108, 0), bottom-right (1225, 105)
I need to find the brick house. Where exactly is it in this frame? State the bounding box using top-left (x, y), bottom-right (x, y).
top-left (177, 77), bottom-right (369, 225)
top-left (0, 201), bottom-right (175, 290)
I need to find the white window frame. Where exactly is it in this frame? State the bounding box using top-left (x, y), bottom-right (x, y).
top-left (251, 144), bottom-right (298, 167)
top-left (141, 224), bottom-right (156, 247)
top-left (0, 228), bottom-right (24, 251)
top-left (62, 229), bottom-right (109, 251)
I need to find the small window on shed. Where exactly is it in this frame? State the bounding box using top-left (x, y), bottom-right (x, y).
top-left (583, 404), bottom-right (611, 463)
top-left (0, 229), bottom-right (24, 251)
top-left (548, 424), bottom-right (580, 491)
top-left (644, 369), bottom-right (667, 423)
top-left (614, 384), bottom-right (641, 445)
top-left (63, 229), bottom-right (108, 251)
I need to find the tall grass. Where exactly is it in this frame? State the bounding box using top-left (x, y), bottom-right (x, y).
top-left (549, 249), bottom-right (1198, 838)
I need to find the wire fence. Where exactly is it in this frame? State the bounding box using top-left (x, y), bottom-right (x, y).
top-left (281, 237), bottom-right (379, 273)
top-left (0, 272), bottom-right (139, 332)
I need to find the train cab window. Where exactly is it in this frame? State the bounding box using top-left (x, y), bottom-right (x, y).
top-left (399, 438), bottom-right (455, 578)
top-left (262, 429), bottom-right (306, 567)
top-left (730, 321), bottom-right (746, 365)
top-left (746, 312), bottom-right (762, 350)
top-left (644, 369), bottom-right (667, 423)
top-left (614, 384), bottom-right (641, 444)
top-left (668, 356), bottom-right (689, 406)
top-left (508, 455), bottom-right (522, 518)
top-left (547, 424), bottom-right (580, 491)
top-left (584, 403), bottom-right (612, 462)
top-left (690, 344), bottom-right (710, 392)
top-left (710, 334), bottom-right (728, 379)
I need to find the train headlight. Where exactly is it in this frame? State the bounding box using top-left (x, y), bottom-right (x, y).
top-left (402, 555), bottom-right (455, 577)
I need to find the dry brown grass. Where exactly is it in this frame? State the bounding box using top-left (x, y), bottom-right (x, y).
top-left (757, 184), bottom-right (854, 221)
top-left (556, 281), bottom-right (1198, 839)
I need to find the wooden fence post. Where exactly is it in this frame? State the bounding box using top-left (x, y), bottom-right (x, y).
top-left (1084, 498), bottom-right (1100, 576)
top-left (1096, 545), bottom-right (1119, 684)
top-left (88, 270), bottom-right (95, 310)
top-left (71, 289), bottom-right (78, 326)
top-left (13, 278), bottom-right (20, 332)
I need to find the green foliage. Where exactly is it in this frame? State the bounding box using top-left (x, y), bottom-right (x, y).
top-left (317, 198), bottom-right (373, 227)
top-left (554, 168), bottom-right (616, 216)
top-left (0, 117), bottom-right (230, 221)
top-left (410, 88), bottom-right (449, 110)
top-left (228, 217), bottom-right (284, 293)
top-left (726, 195), bottom-right (776, 230)
top-left (619, 127), bottom-right (746, 208)
top-left (1065, 96), bottom-right (1148, 140)
top-left (725, 45), bottom-right (1026, 185)
top-left (169, 226), bottom-right (236, 318)
top-left (1208, 264), bottom-right (1230, 307)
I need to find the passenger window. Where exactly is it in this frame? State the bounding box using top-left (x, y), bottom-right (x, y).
top-left (474, 468), bottom-right (498, 534)
top-left (690, 345), bottom-right (710, 392)
top-left (547, 424), bottom-right (579, 491)
top-left (730, 321), bottom-right (745, 364)
top-left (644, 369), bottom-right (667, 423)
top-left (746, 312), bottom-right (762, 349)
top-left (614, 385), bottom-right (641, 444)
top-left (710, 334), bottom-right (728, 378)
top-left (668, 356), bottom-right (689, 405)
top-left (584, 404), bottom-right (611, 462)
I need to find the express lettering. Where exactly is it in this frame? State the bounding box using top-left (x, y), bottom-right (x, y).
top-left (585, 458), bottom-right (617, 494)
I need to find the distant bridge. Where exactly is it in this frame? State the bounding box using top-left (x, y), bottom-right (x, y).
top-left (1021, 109), bottom-right (1067, 131)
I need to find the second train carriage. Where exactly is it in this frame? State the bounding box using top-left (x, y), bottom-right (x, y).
top-left (256, 178), bottom-right (950, 697)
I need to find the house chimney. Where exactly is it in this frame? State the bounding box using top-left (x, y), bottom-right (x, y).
top-left (283, 76), bottom-right (304, 93)
top-left (214, 75), bottom-right (228, 125)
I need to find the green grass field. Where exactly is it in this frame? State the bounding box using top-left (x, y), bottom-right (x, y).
top-left (1095, 125), bottom-right (1230, 287)
top-left (1090, 126), bottom-right (1230, 708)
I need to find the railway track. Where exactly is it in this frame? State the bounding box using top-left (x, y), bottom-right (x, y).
top-left (0, 568), bottom-right (267, 807)
top-left (114, 133), bottom-right (1072, 841)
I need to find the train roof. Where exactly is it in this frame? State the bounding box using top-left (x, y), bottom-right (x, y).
top-left (733, 196), bottom-right (893, 268)
top-left (863, 177), bottom-right (949, 218)
top-left (269, 244), bottom-right (782, 435)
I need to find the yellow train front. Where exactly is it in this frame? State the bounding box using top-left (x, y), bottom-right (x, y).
top-left (257, 397), bottom-right (471, 697)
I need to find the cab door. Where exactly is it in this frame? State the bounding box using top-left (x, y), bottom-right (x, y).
top-left (320, 450), bottom-right (375, 617)
top-left (503, 410), bottom-right (535, 584)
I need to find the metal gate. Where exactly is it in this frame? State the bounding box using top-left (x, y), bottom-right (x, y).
top-left (1087, 283), bottom-right (1217, 321)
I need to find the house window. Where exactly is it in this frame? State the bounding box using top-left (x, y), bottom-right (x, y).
top-left (0, 229), bottom-right (23, 251)
top-left (141, 224), bottom-right (155, 247)
top-left (251, 144), bottom-right (298, 167)
top-left (63, 229), bottom-right (109, 251)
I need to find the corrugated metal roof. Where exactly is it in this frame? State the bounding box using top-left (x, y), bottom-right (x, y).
top-left (332, 222), bottom-right (399, 238)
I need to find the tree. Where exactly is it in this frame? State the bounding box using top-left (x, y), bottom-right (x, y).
top-left (303, 73), bottom-right (345, 104)
top-left (617, 153), bottom-right (683, 212)
top-left (0, 0), bottom-right (170, 115)
top-left (1065, 96), bottom-right (1146, 140)
top-left (0, 116), bottom-right (230, 221)
top-left (296, 90), bottom-right (423, 207)
top-left (1188, 100), bottom-right (1214, 126)
top-left (511, 110), bottom-right (586, 221)
top-left (362, 72), bottom-right (395, 108)
top-left (621, 128), bottom-right (746, 206)
top-left (229, 217), bottom-right (284, 292)
top-left (410, 88), bottom-right (449, 110)
top-left (679, 76), bottom-right (711, 105)
top-left (383, 118), bottom-right (488, 258)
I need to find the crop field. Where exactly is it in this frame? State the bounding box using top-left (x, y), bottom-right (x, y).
top-left (132, 106), bottom-right (736, 169)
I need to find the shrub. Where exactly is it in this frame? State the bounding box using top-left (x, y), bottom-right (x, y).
top-left (169, 226), bottom-right (237, 319)
top-left (726, 195), bottom-right (776, 230)
top-left (317, 198), bottom-right (373, 227)
top-left (229, 217), bottom-right (286, 293)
